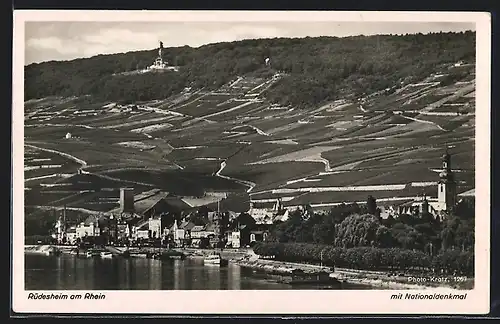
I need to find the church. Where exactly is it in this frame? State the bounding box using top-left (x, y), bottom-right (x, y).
top-left (397, 150), bottom-right (459, 218)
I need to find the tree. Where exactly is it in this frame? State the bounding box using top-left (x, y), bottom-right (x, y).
top-left (367, 195), bottom-right (377, 215)
top-left (25, 32), bottom-right (476, 108)
top-left (375, 225), bottom-right (394, 248)
top-left (311, 213), bottom-right (336, 245)
top-left (199, 237), bottom-right (210, 249)
top-left (390, 223), bottom-right (424, 250)
top-left (230, 212), bottom-right (256, 230)
top-left (455, 199), bottom-right (475, 220)
top-left (334, 214), bottom-right (385, 248)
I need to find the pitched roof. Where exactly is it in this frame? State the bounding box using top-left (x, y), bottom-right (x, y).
top-left (126, 217), bottom-right (143, 227)
top-left (458, 188), bottom-right (475, 197)
top-left (136, 220), bottom-right (149, 230)
top-left (395, 199), bottom-right (417, 207)
top-left (106, 189), bottom-right (170, 215)
top-left (191, 225), bottom-right (205, 232)
top-left (133, 191), bottom-right (171, 214)
top-left (251, 201), bottom-right (276, 209)
top-left (163, 197), bottom-right (193, 212)
top-left (205, 194), bottom-right (250, 213)
top-left (83, 214), bottom-right (100, 226)
top-left (181, 221), bottom-right (196, 231)
top-left (205, 224), bottom-right (217, 232)
top-left (276, 209), bottom-right (287, 216)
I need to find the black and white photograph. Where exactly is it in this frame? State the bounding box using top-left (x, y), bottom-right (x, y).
top-left (12, 10), bottom-right (490, 314)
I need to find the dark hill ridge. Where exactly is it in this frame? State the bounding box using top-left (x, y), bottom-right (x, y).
top-left (25, 31), bottom-right (475, 109)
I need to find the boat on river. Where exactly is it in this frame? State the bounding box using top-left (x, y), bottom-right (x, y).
top-left (151, 250), bottom-right (186, 260)
top-left (204, 253), bottom-right (229, 266)
top-left (100, 251), bottom-right (113, 259)
top-left (84, 249), bottom-right (102, 258)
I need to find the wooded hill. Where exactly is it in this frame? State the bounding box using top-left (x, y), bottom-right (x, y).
top-left (25, 31), bottom-right (475, 108)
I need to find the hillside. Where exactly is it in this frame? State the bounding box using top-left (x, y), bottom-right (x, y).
top-left (24, 32), bottom-right (476, 235)
top-left (25, 31), bottom-right (475, 108)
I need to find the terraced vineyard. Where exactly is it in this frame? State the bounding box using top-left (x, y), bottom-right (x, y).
top-left (24, 38), bottom-right (476, 220)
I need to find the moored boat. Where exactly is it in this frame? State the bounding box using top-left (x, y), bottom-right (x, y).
top-left (100, 251), bottom-right (113, 259)
top-left (85, 249), bottom-right (101, 258)
top-left (204, 253), bottom-right (229, 266)
top-left (69, 249), bottom-right (80, 256)
top-left (154, 250), bottom-right (186, 260)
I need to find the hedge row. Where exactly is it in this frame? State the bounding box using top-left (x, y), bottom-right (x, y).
top-left (253, 242), bottom-right (474, 276)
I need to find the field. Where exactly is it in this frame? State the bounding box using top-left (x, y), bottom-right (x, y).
top-left (24, 62), bottom-right (475, 215)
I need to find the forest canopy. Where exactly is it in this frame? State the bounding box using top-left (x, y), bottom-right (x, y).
top-left (25, 31), bottom-right (475, 108)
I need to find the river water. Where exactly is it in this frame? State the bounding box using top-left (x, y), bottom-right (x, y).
top-left (25, 254), bottom-right (373, 290)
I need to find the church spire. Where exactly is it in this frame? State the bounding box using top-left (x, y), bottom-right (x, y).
top-left (439, 148), bottom-right (453, 181)
top-left (437, 147), bottom-right (457, 213)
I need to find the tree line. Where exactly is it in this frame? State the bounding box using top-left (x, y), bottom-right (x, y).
top-left (267, 196), bottom-right (474, 253)
top-left (253, 242), bottom-right (474, 276)
top-left (25, 31), bottom-right (475, 108)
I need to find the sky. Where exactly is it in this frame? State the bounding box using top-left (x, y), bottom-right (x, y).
top-left (24, 21), bottom-right (475, 65)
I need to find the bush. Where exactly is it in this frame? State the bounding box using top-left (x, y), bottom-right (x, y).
top-left (432, 250), bottom-right (474, 276)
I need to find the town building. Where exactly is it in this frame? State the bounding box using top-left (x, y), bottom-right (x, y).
top-left (52, 185), bottom-right (245, 247)
top-left (54, 218), bottom-right (66, 244)
top-left (190, 225), bottom-right (216, 246)
top-left (148, 215), bottom-right (162, 239)
top-left (132, 220), bottom-right (150, 240)
top-left (119, 188), bottom-right (135, 213)
top-left (75, 214), bottom-right (101, 239)
top-left (228, 224), bottom-right (271, 248)
top-left (116, 219), bottom-right (131, 241)
top-left (229, 230), bottom-right (242, 248)
top-left (249, 229), bottom-right (269, 244)
top-left (65, 226), bottom-right (77, 244)
top-left (248, 198), bottom-right (289, 224)
top-left (169, 219), bottom-right (196, 246)
top-left (227, 211), bottom-right (271, 248)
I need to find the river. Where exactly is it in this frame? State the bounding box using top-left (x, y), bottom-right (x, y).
top-left (25, 254), bottom-right (373, 290)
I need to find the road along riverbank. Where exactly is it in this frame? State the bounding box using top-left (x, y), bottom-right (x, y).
top-left (232, 257), bottom-right (473, 290)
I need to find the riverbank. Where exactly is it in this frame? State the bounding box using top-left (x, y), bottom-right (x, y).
top-left (24, 245), bottom-right (472, 290)
top-left (25, 245), bottom-right (71, 255)
top-left (180, 247), bottom-right (252, 260)
top-left (24, 245), bottom-right (252, 259)
top-left (233, 258), bottom-right (473, 290)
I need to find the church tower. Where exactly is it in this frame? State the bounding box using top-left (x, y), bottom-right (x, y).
top-left (437, 150), bottom-right (457, 212)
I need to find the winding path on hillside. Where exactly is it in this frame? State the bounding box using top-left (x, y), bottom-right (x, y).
top-left (25, 143), bottom-right (88, 167)
top-left (399, 114), bottom-right (446, 131)
top-left (80, 169), bottom-right (156, 188)
top-left (27, 205), bottom-right (111, 216)
top-left (250, 141), bottom-right (457, 197)
top-left (25, 123), bottom-right (95, 129)
top-left (215, 160), bottom-right (256, 193)
top-left (25, 143), bottom-right (160, 188)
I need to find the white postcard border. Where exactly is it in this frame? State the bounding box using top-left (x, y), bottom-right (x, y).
top-left (12, 10), bottom-right (491, 314)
